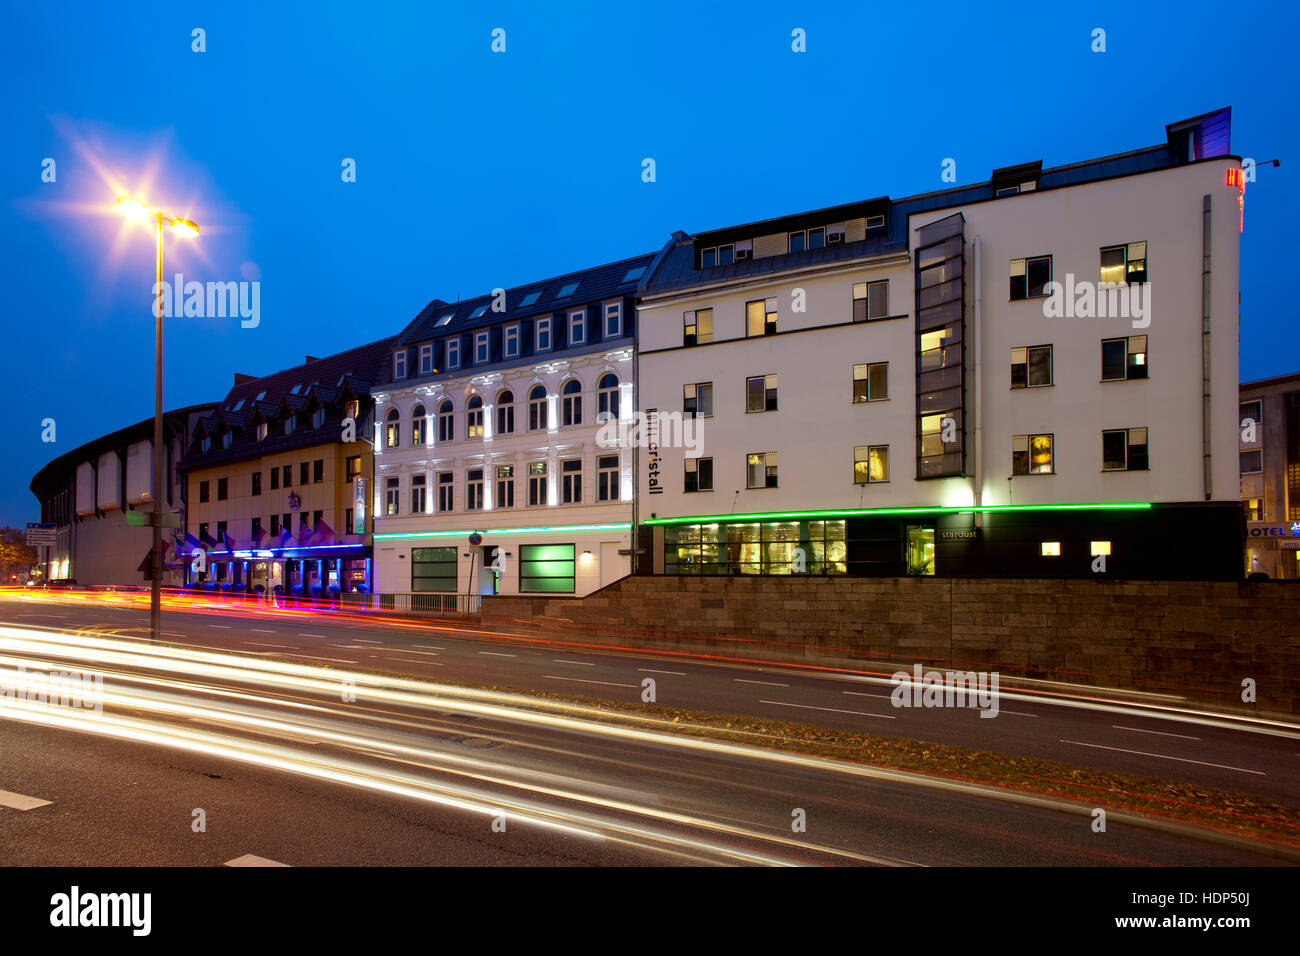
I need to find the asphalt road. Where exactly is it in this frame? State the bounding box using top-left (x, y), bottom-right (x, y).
top-left (0, 592), bottom-right (1295, 866)
top-left (3, 592), bottom-right (1292, 804)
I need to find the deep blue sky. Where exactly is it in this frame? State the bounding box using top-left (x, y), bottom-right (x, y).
top-left (2, 1), bottom-right (1296, 526)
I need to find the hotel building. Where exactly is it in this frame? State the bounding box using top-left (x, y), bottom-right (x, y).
top-left (1239, 370), bottom-right (1300, 578)
top-left (634, 109), bottom-right (1245, 580)
top-left (372, 253), bottom-right (654, 597)
top-left (178, 340), bottom-right (391, 594)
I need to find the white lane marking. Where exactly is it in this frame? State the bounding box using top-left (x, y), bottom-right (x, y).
top-left (553, 659), bottom-right (594, 666)
top-left (243, 642), bottom-right (293, 649)
top-left (736, 678), bottom-right (788, 687)
top-left (0, 789), bottom-right (53, 811)
top-left (395, 649), bottom-right (441, 658)
top-left (248, 652), bottom-right (359, 665)
top-left (843, 691), bottom-right (893, 700)
top-left (479, 651), bottom-right (517, 658)
top-left (413, 644), bottom-right (445, 650)
top-left (298, 633), bottom-right (328, 639)
top-left (209, 625), bottom-right (232, 629)
top-left (760, 700), bottom-right (896, 720)
top-left (388, 657), bottom-right (445, 666)
top-left (251, 629), bottom-right (276, 634)
top-left (224, 854), bottom-right (289, 867)
top-left (329, 644), bottom-right (370, 649)
top-left (639, 668), bottom-right (686, 676)
top-left (543, 676), bottom-right (637, 688)
top-left (1112, 724), bottom-right (1201, 741)
top-left (352, 639), bottom-right (382, 644)
top-left (989, 709), bottom-right (1039, 717)
top-left (1060, 739), bottom-right (1263, 775)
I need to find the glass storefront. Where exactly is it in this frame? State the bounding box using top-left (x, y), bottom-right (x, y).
top-left (905, 524), bottom-right (935, 576)
top-left (666, 521), bottom-right (847, 575)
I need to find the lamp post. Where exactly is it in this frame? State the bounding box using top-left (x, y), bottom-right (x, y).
top-left (116, 196), bottom-right (199, 644)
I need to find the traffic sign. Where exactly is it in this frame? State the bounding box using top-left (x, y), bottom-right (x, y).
top-left (25, 522), bottom-right (56, 547)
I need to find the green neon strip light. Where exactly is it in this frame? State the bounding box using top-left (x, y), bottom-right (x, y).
top-left (375, 522), bottom-right (632, 541)
top-left (644, 503), bottom-right (1152, 526)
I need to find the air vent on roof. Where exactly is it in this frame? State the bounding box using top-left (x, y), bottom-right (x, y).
top-left (621, 266), bottom-right (646, 283)
top-left (557, 282), bottom-right (580, 298)
top-left (519, 292), bottom-right (541, 307)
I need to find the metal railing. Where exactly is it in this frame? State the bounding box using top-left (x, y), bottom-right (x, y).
top-left (167, 587), bottom-right (482, 617)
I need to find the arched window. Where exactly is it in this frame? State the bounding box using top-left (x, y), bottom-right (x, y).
top-left (528, 385), bottom-right (548, 431)
top-left (385, 408), bottom-right (400, 448)
top-left (437, 399), bottom-right (454, 443)
top-left (597, 373), bottom-right (620, 421)
top-left (411, 404), bottom-right (427, 445)
top-left (562, 379), bottom-right (582, 427)
top-left (467, 395), bottom-right (484, 439)
top-left (495, 390), bottom-right (514, 435)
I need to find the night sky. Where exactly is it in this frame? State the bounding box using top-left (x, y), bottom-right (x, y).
top-left (2, 1), bottom-right (1295, 527)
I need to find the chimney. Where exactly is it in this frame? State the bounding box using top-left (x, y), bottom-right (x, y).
top-left (234, 373), bottom-right (256, 386)
top-left (304, 355), bottom-right (320, 364)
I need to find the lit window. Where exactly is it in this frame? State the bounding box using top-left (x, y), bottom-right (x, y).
top-left (411, 405), bottom-right (426, 444)
top-left (1090, 541), bottom-right (1111, 556)
top-left (854, 445), bottom-right (889, 484)
top-left (684, 309), bottom-right (713, 346)
top-left (385, 409), bottom-right (400, 448)
top-left (1100, 241), bottom-right (1147, 285)
top-left (467, 396), bottom-right (484, 439)
top-left (1012, 434), bottom-right (1053, 475)
top-left (746, 298), bottom-right (777, 337)
top-left (746, 452), bottom-right (778, 489)
top-left (1101, 336), bottom-right (1148, 381)
top-left (1041, 542), bottom-right (1061, 556)
top-left (528, 461), bottom-right (548, 505)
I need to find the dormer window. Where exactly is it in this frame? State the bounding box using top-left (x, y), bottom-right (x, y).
top-left (200, 436), bottom-right (211, 453)
top-left (394, 351), bottom-right (407, 379)
top-left (344, 399), bottom-right (359, 421)
top-left (445, 338), bottom-right (460, 369)
top-left (311, 408), bottom-right (326, 429)
top-left (256, 422), bottom-right (268, 441)
top-left (569, 308), bottom-right (586, 346)
top-left (419, 343), bottom-right (434, 375)
top-left (284, 415), bottom-right (297, 436)
top-left (504, 324), bottom-right (520, 359)
top-left (700, 244), bottom-right (734, 268)
top-left (474, 330), bottom-right (490, 364)
top-left (788, 228), bottom-right (825, 253)
top-left (222, 431), bottom-right (233, 449)
top-left (536, 317), bottom-right (552, 352)
top-left (865, 215), bottom-right (885, 230)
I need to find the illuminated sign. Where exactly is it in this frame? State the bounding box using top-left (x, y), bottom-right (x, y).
top-left (646, 408), bottom-right (662, 495)
top-left (353, 477), bottom-right (366, 534)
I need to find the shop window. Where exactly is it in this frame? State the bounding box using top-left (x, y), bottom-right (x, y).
top-left (412, 547), bottom-right (457, 592)
top-left (519, 543), bottom-right (575, 593)
top-left (1041, 542), bottom-right (1061, 556)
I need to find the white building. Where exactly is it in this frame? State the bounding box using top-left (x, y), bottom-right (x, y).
top-left (633, 109), bottom-right (1244, 580)
top-left (372, 254), bottom-right (654, 597)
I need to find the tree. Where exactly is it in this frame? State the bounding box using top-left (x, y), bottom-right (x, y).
top-left (0, 527), bottom-right (40, 582)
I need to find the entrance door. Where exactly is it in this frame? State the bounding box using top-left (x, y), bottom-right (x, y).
top-left (477, 546), bottom-right (500, 595)
top-left (905, 524), bottom-right (935, 576)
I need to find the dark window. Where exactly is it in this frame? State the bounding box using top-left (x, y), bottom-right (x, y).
top-left (199, 480), bottom-right (209, 503)
top-left (528, 386), bottom-right (547, 431)
top-left (852, 363), bottom-right (887, 403)
top-left (437, 472), bottom-right (453, 512)
top-left (270, 468), bottom-right (279, 490)
top-left (1240, 449), bottom-right (1263, 474)
top-left (747, 374), bottom-right (778, 412)
top-left (684, 309), bottom-right (713, 346)
top-left (496, 466), bottom-right (515, 508)
top-left (251, 472), bottom-right (262, 496)
top-left (562, 379), bottom-right (582, 426)
top-left (283, 465), bottom-right (292, 487)
top-left (313, 459), bottom-right (323, 483)
top-left (1102, 335), bottom-right (1148, 381)
top-left (496, 392), bottom-right (515, 435)
top-left (300, 462), bottom-right (310, 485)
top-left (217, 478), bottom-right (228, 501)
top-left (598, 455), bottom-right (619, 501)
top-left (685, 457), bottom-right (713, 492)
top-left (684, 382), bottom-right (713, 417)
top-left (1011, 346), bottom-right (1053, 388)
top-left (852, 280), bottom-right (889, 322)
top-left (1104, 427), bottom-right (1150, 472)
top-left (1010, 256), bottom-right (1052, 300)
top-left (251, 517), bottom-right (262, 540)
top-left (562, 459), bottom-right (581, 504)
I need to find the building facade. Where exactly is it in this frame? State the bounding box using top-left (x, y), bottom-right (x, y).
top-left (634, 109), bottom-right (1244, 580)
top-left (1239, 370), bottom-right (1300, 578)
top-left (372, 254), bottom-right (654, 597)
top-left (178, 341), bottom-right (391, 594)
top-left (28, 405), bottom-right (215, 585)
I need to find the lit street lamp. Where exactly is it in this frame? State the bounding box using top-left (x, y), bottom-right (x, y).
top-left (116, 195), bottom-right (200, 644)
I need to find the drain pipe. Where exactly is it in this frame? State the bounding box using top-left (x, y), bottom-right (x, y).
top-left (1201, 195), bottom-right (1213, 500)
top-left (972, 235), bottom-right (983, 524)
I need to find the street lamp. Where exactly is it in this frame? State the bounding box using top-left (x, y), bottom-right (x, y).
top-left (116, 195), bottom-right (200, 644)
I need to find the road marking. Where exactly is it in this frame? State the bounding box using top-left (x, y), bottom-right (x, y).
top-left (389, 657), bottom-right (444, 666)
top-left (1060, 739), bottom-right (1262, 775)
top-left (209, 624), bottom-right (232, 629)
top-left (735, 678), bottom-right (788, 687)
top-left (413, 644), bottom-right (445, 650)
top-left (990, 709), bottom-right (1039, 717)
top-left (243, 641), bottom-right (293, 649)
top-left (843, 690), bottom-right (893, 700)
top-left (1112, 724), bottom-right (1201, 741)
top-left (329, 644), bottom-right (371, 649)
top-left (553, 659), bottom-right (594, 666)
top-left (251, 629), bottom-right (276, 634)
top-left (479, 651), bottom-right (517, 658)
top-left (224, 854), bottom-right (289, 867)
top-left (0, 789), bottom-right (53, 811)
top-left (298, 633), bottom-right (328, 639)
top-left (760, 700), bottom-right (896, 720)
top-left (256, 652), bottom-right (359, 665)
top-left (352, 639), bottom-right (382, 644)
top-left (639, 668), bottom-right (685, 676)
top-left (394, 649), bottom-right (441, 657)
top-left (543, 676), bottom-right (637, 688)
